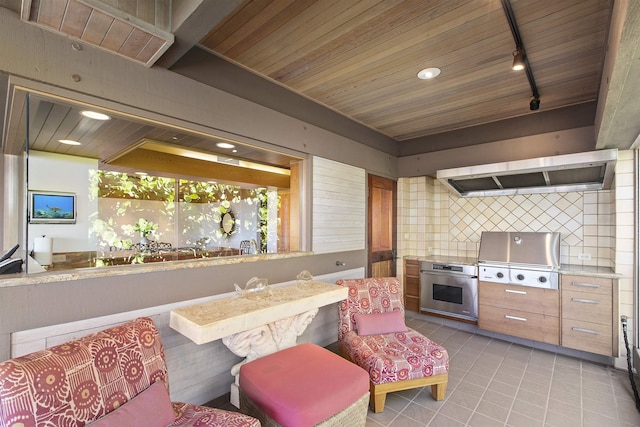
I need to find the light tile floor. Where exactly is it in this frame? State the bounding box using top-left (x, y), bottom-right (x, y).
top-left (208, 317), bottom-right (640, 426)
top-left (363, 316), bottom-right (640, 427)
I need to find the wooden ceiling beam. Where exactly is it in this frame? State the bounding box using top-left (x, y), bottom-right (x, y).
top-left (108, 148), bottom-right (290, 188)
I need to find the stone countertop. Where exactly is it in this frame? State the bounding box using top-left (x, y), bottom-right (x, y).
top-left (404, 256), bottom-right (621, 279)
top-left (559, 264), bottom-right (621, 279)
top-left (170, 281), bottom-right (347, 345)
top-left (0, 251), bottom-right (314, 289)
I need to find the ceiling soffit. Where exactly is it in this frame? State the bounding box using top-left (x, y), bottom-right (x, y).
top-left (21, 0), bottom-right (174, 67)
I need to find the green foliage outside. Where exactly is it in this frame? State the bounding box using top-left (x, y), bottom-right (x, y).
top-left (89, 171), bottom-right (277, 255)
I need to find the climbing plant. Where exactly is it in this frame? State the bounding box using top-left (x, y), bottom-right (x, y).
top-left (89, 171), bottom-right (279, 254)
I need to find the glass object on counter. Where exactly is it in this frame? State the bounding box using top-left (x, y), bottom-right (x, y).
top-left (296, 270), bottom-right (314, 289)
top-left (242, 277), bottom-right (272, 300)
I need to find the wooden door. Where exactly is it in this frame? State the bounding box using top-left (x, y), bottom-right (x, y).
top-left (368, 175), bottom-right (397, 277)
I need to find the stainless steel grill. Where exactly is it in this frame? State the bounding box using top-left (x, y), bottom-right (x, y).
top-left (477, 231), bottom-right (560, 289)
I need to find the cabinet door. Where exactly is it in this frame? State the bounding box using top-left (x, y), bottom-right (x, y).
top-left (478, 304), bottom-right (559, 345)
top-left (479, 281), bottom-right (559, 316)
top-left (560, 274), bottom-right (615, 356)
top-left (562, 319), bottom-right (613, 356)
top-left (562, 290), bottom-right (612, 323)
top-left (562, 276), bottom-right (612, 296)
top-left (404, 260), bottom-right (420, 312)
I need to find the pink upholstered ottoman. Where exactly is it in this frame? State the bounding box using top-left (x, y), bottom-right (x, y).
top-left (239, 343), bottom-right (369, 427)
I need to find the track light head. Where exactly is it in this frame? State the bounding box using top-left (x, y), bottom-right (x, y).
top-left (529, 97), bottom-right (540, 110)
top-left (512, 49), bottom-right (525, 71)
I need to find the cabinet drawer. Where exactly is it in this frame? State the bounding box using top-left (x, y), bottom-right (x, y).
top-left (561, 275), bottom-right (612, 295)
top-left (479, 304), bottom-right (559, 345)
top-left (405, 296), bottom-right (420, 312)
top-left (479, 281), bottom-right (559, 316)
top-left (405, 262), bottom-right (419, 277)
top-left (562, 290), bottom-right (612, 324)
top-left (562, 319), bottom-right (612, 356)
top-left (405, 276), bottom-right (419, 297)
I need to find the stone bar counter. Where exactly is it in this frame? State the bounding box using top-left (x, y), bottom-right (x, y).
top-left (170, 281), bottom-right (348, 407)
top-left (0, 251), bottom-right (313, 288)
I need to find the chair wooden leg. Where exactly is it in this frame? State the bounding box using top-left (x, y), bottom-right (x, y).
top-left (370, 384), bottom-right (387, 413)
top-left (431, 382), bottom-right (447, 401)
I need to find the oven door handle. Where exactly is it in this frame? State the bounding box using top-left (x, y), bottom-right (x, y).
top-left (420, 271), bottom-right (477, 279)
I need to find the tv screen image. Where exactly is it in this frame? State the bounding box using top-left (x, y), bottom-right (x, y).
top-left (29, 192), bottom-right (76, 224)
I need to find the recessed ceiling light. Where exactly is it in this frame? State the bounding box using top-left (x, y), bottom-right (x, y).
top-left (216, 142), bottom-right (235, 149)
top-left (81, 110), bottom-right (111, 120)
top-left (58, 139), bottom-right (81, 145)
top-left (417, 68), bottom-right (441, 80)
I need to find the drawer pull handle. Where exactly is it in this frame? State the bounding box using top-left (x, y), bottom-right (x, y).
top-left (505, 315), bottom-right (527, 322)
top-left (505, 289), bottom-right (527, 295)
top-left (571, 282), bottom-right (600, 289)
top-left (572, 327), bottom-right (600, 335)
top-left (571, 298), bottom-right (599, 304)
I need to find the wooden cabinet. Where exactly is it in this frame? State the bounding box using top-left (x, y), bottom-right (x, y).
top-left (404, 259), bottom-right (420, 312)
top-left (478, 281), bottom-right (560, 345)
top-left (561, 275), bottom-right (617, 356)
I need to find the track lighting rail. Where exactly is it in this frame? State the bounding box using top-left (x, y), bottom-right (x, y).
top-left (501, 0), bottom-right (540, 110)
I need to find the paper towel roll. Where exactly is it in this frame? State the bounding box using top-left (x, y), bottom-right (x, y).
top-left (33, 236), bottom-right (53, 266)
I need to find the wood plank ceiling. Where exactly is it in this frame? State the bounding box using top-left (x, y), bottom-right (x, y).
top-left (199, 0), bottom-right (613, 141)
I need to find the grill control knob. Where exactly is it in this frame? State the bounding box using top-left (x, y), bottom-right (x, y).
top-left (496, 272), bottom-right (504, 279)
top-left (539, 276), bottom-right (547, 283)
top-left (516, 274), bottom-right (525, 281)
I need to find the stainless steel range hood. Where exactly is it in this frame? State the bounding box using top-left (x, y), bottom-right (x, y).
top-left (437, 149), bottom-right (617, 197)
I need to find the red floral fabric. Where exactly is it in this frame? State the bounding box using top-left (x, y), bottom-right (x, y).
top-left (337, 278), bottom-right (449, 385)
top-left (172, 402), bottom-right (259, 427)
top-left (0, 317), bottom-right (259, 427)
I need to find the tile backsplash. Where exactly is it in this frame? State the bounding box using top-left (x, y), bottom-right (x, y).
top-left (398, 176), bottom-right (615, 267)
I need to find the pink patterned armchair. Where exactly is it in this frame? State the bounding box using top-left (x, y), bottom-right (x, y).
top-left (337, 278), bottom-right (449, 413)
top-left (0, 317), bottom-right (259, 427)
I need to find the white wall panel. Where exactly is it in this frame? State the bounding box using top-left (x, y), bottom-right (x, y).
top-left (312, 157), bottom-right (365, 254)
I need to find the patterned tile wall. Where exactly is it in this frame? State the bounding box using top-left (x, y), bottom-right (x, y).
top-left (398, 176), bottom-right (616, 267)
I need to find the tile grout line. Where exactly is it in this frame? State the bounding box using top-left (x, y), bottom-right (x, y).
top-left (500, 341), bottom-right (529, 427)
top-left (541, 351), bottom-right (557, 426)
top-left (579, 359), bottom-right (584, 427)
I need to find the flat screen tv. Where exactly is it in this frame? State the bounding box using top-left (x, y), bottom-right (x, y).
top-left (29, 191), bottom-right (76, 224)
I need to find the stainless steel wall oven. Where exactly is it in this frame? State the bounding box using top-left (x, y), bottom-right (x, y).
top-left (420, 261), bottom-right (478, 321)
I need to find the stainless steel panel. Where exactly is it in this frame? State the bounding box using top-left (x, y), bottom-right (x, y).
top-left (478, 231), bottom-right (560, 268)
top-left (478, 264), bottom-right (558, 289)
top-left (420, 261), bottom-right (477, 277)
top-left (419, 264), bottom-right (478, 321)
top-left (436, 149), bottom-right (617, 197)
